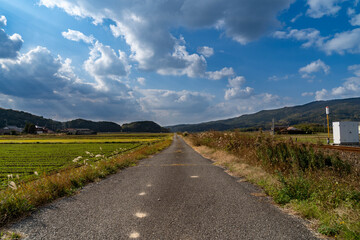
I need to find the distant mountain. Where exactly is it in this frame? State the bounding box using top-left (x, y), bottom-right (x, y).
top-left (0, 108), bottom-right (62, 130)
top-left (122, 121), bottom-right (170, 133)
top-left (0, 108), bottom-right (169, 133)
top-left (168, 97), bottom-right (360, 132)
top-left (0, 108), bottom-right (121, 132)
top-left (65, 119), bottom-right (122, 133)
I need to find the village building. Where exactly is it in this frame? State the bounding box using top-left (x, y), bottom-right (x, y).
top-left (35, 126), bottom-right (50, 134)
top-left (60, 128), bottom-right (96, 135)
top-left (0, 126), bottom-right (23, 135)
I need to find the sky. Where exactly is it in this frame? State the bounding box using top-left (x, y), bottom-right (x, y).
top-left (1, 0), bottom-right (360, 126)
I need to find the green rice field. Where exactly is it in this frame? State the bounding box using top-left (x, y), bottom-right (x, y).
top-left (275, 132), bottom-right (331, 144)
top-left (0, 133), bottom-right (169, 185)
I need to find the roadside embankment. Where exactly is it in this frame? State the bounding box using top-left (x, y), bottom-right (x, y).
top-left (183, 131), bottom-right (360, 240)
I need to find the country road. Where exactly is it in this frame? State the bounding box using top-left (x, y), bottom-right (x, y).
top-left (8, 135), bottom-right (318, 240)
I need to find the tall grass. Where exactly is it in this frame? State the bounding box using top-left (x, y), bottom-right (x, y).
top-left (188, 131), bottom-right (360, 239)
top-left (0, 137), bottom-right (172, 227)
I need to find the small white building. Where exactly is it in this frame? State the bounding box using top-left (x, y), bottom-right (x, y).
top-left (333, 121), bottom-right (359, 145)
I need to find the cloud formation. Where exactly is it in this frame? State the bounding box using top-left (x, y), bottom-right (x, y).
top-left (40, 0), bottom-right (293, 78)
top-left (0, 16), bottom-right (23, 59)
top-left (206, 67), bottom-right (235, 80)
top-left (0, 46), bottom-right (69, 98)
top-left (137, 89), bottom-right (214, 124)
top-left (0, 44), bottom-right (145, 122)
top-left (197, 46), bottom-right (214, 58)
top-left (273, 28), bottom-right (323, 48)
top-left (213, 93), bottom-right (282, 120)
top-left (306, 0), bottom-right (342, 18)
top-left (314, 65), bottom-right (360, 100)
top-left (137, 77), bottom-right (146, 86)
top-left (224, 76), bottom-right (254, 100)
top-left (299, 59), bottom-right (330, 78)
top-left (0, 16), bottom-right (7, 27)
top-left (83, 41), bottom-right (130, 89)
top-left (62, 29), bottom-right (94, 44)
top-left (274, 27), bottom-right (360, 55)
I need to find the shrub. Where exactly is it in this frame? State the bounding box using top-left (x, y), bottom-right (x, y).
top-left (274, 174), bottom-right (312, 204)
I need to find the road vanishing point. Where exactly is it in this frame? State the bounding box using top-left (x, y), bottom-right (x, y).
top-left (9, 135), bottom-right (318, 239)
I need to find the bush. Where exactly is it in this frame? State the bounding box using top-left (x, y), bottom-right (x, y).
top-left (186, 131), bottom-right (360, 239)
top-left (274, 174), bottom-right (312, 204)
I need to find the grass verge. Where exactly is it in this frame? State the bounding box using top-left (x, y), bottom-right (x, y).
top-left (184, 131), bottom-right (360, 240)
top-left (0, 137), bottom-right (172, 228)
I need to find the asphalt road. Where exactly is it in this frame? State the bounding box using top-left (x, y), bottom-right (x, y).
top-left (9, 135), bottom-right (318, 240)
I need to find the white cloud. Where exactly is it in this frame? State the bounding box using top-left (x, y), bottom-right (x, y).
top-left (315, 89), bottom-right (328, 100)
top-left (268, 75), bottom-right (290, 81)
top-left (306, 0), bottom-right (342, 18)
top-left (273, 28), bottom-right (324, 48)
top-left (156, 41), bottom-right (208, 78)
top-left (206, 67), bottom-right (235, 80)
top-left (62, 29), bottom-right (94, 44)
top-left (197, 46), bottom-right (214, 58)
top-left (313, 65), bottom-right (360, 101)
top-left (348, 64), bottom-right (360, 76)
top-left (291, 13), bottom-right (303, 23)
top-left (302, 92), bottom-right (314, 97)
top-left (299, 59), bottom-right (330, 78)
top-left (0, 17), bottom-right (23, 59)
top-left (137, 88), bottom-right (214, 124)
top-left (331, 75), bottom-right (360, 97)
top-left (62, 29), bottom-right (132, 89)
top-left (0, 16), bottom-right (7, 27)
top-left (211, 93), bottom-right (283, 121)
top-left (322, 28), bottom-right (360, 54)
top-left (224, 76), bottom-right (254, 100)
top-left (40, 0), bottom-right (293, 78)
top-left (347, 7), bottom-right (360, 26)
top-left (350, 14), bottom-right (360, 26)
top-left (84, 41), bottom-right (130, 89)
top-left (0, 45), bottom-right (146, 122)
top-left (137, 77), bottom-right (146, 86)
top-left (0, 46), bottom-right (69, 98)
top-left (274, 27), bottom-right (360, 55)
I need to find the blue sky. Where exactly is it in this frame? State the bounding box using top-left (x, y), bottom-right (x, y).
top-left (1, 0), bottom-right (360, 125)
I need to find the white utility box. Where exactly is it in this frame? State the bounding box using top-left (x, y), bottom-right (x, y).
top-left (332, 122), bottom-right (359, 145)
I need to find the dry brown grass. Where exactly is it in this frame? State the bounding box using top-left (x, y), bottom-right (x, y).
top-left (183, 137), bottom-right (279, 190)
top-left (183, 132), bottom-right (360, 239)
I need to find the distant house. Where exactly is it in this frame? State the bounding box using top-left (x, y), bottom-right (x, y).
top-left (35, 126), bottom-right (49, 134)
top-left (60, 128), bottom-right (77, 135)
top-left (285, 127), bottom-right (306, 134)
top-left (75, 128), bottom-right (96, 135)
top-left (60, 128), bottom-right (96, 135)
top-left (273, 126), bottom-right (306, 134)
top-left (274, 126), bottom-right (288, 134)
top-left (0, 126), bottom-right (23, 135)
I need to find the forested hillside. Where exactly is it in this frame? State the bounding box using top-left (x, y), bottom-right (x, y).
top-left (168, 97), bottom-right (360, 132)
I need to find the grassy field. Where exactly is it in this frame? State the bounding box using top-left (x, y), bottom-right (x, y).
top-left (0, 133), bottom-right (165, 143)
top-left (0, 143), bottom-right (140, 184)
top-left (275, 132), bottom-right (331, 144)
top-left (0, 133), bottom-right (168, 186)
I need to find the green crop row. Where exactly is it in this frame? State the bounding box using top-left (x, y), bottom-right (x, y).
top-left (0, 142), bottom-right (142, 185)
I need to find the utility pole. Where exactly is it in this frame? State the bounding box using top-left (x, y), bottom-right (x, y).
top-left (272, 118), bottom-right (275, 135)
top-left (326, 106), bottom-right (330, 144)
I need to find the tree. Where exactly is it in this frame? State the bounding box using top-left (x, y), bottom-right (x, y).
top-left (23, 123), bottom-right (36, 134)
